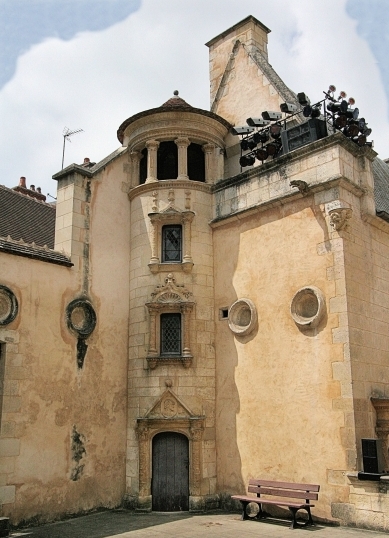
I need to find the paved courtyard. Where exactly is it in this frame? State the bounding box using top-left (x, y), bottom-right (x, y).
top-left (9, 510), bottom-right (387, 538)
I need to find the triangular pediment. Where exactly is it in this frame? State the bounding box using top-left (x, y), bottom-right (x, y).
top-left (144, 388), bottom-right (195, 419)
top-left (160, 205), bottom-right (182, 215)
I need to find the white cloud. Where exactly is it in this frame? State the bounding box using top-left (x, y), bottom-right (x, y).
top-left (0, 0), bottom-right (388, 197)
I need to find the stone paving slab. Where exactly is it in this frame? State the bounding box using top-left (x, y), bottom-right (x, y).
top-left (10, 510), bottom-right (387, 538)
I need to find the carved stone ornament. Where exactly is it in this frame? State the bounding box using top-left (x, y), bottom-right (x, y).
top-left (146, 274), bottom-right (195, 369)
top-left (66, 298), bottom-right (97, 338)
top-left (136, 388), bottom-right (205, 499)
top-left (228, 298), bottom-right (257, 336)
top-left (329, 207), bottom-right (352, 231)
top-left (0, 284), bottom-right (18, 326)
top-left (290, 286), bottom-right (326, 329)
top-left (66, 298), bottom-right (97, 369)
top-left (371, 398), bottom-right (389, 472)
top-left (148, 201), bottom-right (195, 274)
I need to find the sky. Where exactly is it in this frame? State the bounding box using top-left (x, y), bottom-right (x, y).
top-left (0, 0), bottom-right (388, 198)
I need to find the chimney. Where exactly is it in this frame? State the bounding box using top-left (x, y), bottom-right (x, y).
top-left (37, 187), bottom-right (42, 194)
top-left (83, 157), bottom-right (90, 165)
top-left (30, 185), bottom-right (35, 191)
top-left (19, 176), bottom-right (26, 188)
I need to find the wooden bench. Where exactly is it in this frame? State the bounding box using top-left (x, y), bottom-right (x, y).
top-left (232, 479), bottom-right (320, 529)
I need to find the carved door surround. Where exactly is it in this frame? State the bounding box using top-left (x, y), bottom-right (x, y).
top-left (146, 274), bottom-right (195, 369)
top-left (371, 398), bottom-right (389, 471)
top-left (136, 388), bottom-right (205, 510)
top-left (148, 190), bottom-right (195, 274)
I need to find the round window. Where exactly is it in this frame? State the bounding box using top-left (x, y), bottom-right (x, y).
top-left (228, 298), bottom-right (257, 336)
top-left (66, 299), bottom-right (97, 338)
top-left (290, 286), bottom-right (325, 329)
top-left (0, 285), bottom-right (18, 326)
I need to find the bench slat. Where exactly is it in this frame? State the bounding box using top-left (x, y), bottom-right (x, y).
top-left (249, 479), bottom-right (320, 492)
top-left (248, 485), bottom-right (318, 501)
top-left (231, 495), bottom-right (314, 509)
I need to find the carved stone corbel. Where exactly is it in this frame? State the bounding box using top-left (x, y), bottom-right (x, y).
top-left (329, 207), bottom-right (352, 231)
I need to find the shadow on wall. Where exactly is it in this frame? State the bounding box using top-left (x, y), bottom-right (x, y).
top-left (214, 222), bottom-right (245, 500)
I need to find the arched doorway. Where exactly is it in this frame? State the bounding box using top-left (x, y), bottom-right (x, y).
top-left (152, 432), bottom-right (189, 511)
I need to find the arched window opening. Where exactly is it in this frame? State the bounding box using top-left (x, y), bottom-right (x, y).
top-left (139, 148), bottom-right (147, 184)
top-left (188, 143), bottom-right (205, 182)
top-left (158, 141), bottom-right (178, 180)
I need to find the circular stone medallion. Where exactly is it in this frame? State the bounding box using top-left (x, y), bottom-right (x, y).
top-left (0, 285), bottom-right (18, 326)
top-left (290, 286), bottom-right (325, 329)
top-left (66, 299), bottom-right (97, 338)
top-left (228, 298), bottom-right (257, 336)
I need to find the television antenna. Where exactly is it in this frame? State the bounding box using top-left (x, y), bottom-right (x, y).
top-left (62, 127), bottom-right (83, 169)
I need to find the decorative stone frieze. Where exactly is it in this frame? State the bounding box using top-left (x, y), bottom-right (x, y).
top-left (228, 298), bottom-right (257, 336)
top-left (290, 286), bottom-right (326, 329)
top-left (136, 388), bottom-right (205, 506)
top-left (0, 285), bottom-right (18, 326)
top-left (145, 274), bottom-right (195, 368)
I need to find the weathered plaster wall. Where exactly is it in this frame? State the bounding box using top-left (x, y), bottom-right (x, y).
top-left (211, 141), bottom-right (376, 522)
top-left (0, 154), bottom-right (130, 525)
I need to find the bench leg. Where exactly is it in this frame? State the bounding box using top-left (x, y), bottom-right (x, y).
top-left (288, 507), bottom-right (299, 529)
top-left (240, 501), bottom-right (249, 520)
top-left (288, 507), bottom-right (315, 529)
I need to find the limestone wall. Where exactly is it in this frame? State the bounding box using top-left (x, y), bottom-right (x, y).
top-left (126, 181), bottom-right (217, 508)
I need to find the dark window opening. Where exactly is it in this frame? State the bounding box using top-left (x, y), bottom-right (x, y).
top-left (160, 313), bottom-right (181, 355)
top-left (220, 308), bottom-right (229, 319)
top-left (188, 143), bottom-right (205, 182)
top-left (162, 225), bottom-right (182, 263)
top-left (157, 141), bottom-right (178, 180)
top-left (139, 148), bottom-right (147, 184)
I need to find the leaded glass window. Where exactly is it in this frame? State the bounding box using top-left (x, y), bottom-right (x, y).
top-left (162, 225), bottom-right (182, 263)
top-left (160, 313), bottom-right (181, 355)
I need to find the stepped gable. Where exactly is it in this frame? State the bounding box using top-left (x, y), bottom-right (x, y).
top-left (117, 91), bottom-right (231, 144)
top-left (0, 184), bottom-right (55, 248)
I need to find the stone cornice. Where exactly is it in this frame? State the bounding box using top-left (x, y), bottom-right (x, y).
top-left (210, 176), bottom-right (365, 229)
top-left (212, 132), bottom-right (377, 194)
top-left (128, 180), bottom-right (211, 201)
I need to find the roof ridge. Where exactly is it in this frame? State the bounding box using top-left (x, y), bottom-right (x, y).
top-left (0, 184), bottom-right (56, 207)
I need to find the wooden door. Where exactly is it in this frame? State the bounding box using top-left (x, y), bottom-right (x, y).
top-left (152, 432), bottom-right (189, 511)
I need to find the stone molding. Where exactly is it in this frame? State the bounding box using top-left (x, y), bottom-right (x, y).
top-left (290, 286), bottom-right (326, 329)
top-left (0, 285), bottom-right (18, 326)
top-left (129, 180), bottom-right (211, 201)
top-left (371, 398), bottom-right (389, 471)
top-left (136, 388), bottom-right (205, 500)
top-left (148, 194), bottom-right (195, 274)
top-left (228, 298), bottom-right (257, 336)
top-left (145, 274), bottom-right (195, 369)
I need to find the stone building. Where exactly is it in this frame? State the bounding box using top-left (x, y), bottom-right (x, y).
top-left (1, 15), bottom-right (389, 531)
